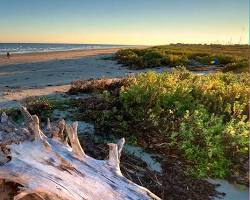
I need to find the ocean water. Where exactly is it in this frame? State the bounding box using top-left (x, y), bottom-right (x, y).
top-left (0, 43), bottom-right (131, 55)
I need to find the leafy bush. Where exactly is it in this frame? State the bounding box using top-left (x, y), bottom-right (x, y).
top-left (115, 48), bottom-right (189, 69)
top-left (118, 68), bottom-right (249, 178)
top-left (116, 49), bottom-right (141, 67)
top-left (174, 107), bottom-right (229, 178)
top-left (142, 51), bottom-right (165, 68)
top-left (168, 54), bottom-right (189, 67)
top-left (75, 68), bottom-right (249, 180)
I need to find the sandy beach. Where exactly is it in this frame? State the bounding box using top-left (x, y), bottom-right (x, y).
top-left (0, 47), bottom-right (130, 66)
top-left (0, 47), bottom-right (164, 108)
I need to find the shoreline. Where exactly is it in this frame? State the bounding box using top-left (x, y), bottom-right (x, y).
top-left (0, 46), bottom-right (146, 66)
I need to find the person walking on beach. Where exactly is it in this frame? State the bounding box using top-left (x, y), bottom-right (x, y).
top-left (6, 52), bottom-right (10, 59)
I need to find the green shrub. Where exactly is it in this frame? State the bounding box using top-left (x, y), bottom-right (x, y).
top-left (115, 48), bottom-right (189, 69)
top-left (23, 97), bottom-right (54, 120)
top-left (142, 51), bottom-right (165, 67)
top-left (118, 69), bottom-right (249, 178)
top-left (0, 108), bottom-right (22, 124)
top-left (216, 55), bottom-right (236, 65)
top-left (168, 54), bottom-right (189, 67)
top-left (115, 45), bottom-right (249, 72)
top-left (173, 106), bottom-right (230, 178)
top-left (195, 54), bottom-right (241, 65)
top-left (79, 68), bottom-right (249, 180)
top-left (223, 61), bottom-right (249, 73)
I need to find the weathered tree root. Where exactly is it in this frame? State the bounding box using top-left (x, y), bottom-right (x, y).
top-left (0, 107), bottom-right (160, 200)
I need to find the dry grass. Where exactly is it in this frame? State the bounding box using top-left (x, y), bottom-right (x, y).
top-left (69, 78), bottom-right (128, 94)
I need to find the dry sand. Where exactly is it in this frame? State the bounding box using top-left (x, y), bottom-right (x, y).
top-left (0, 47), bottom-right (166, 108)
top-left (0, 48), bottom-right (128, 66)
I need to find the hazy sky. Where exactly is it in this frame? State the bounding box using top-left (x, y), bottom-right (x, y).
top-left (0, 0), bottom-right (249, 45)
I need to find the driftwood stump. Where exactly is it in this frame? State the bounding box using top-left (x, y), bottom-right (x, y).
top-left (0, 107), bottom-right (160, 200)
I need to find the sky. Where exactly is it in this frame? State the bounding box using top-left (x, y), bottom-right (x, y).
top-left (0, 0), bottom-right (249, 45)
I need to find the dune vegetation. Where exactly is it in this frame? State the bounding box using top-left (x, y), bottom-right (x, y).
top-left (119, 69), bottom-right (249, 178)
top-left (73, 68), bottom-right (249, 183)
top-left (115, 44), bottom-right (250, 72)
